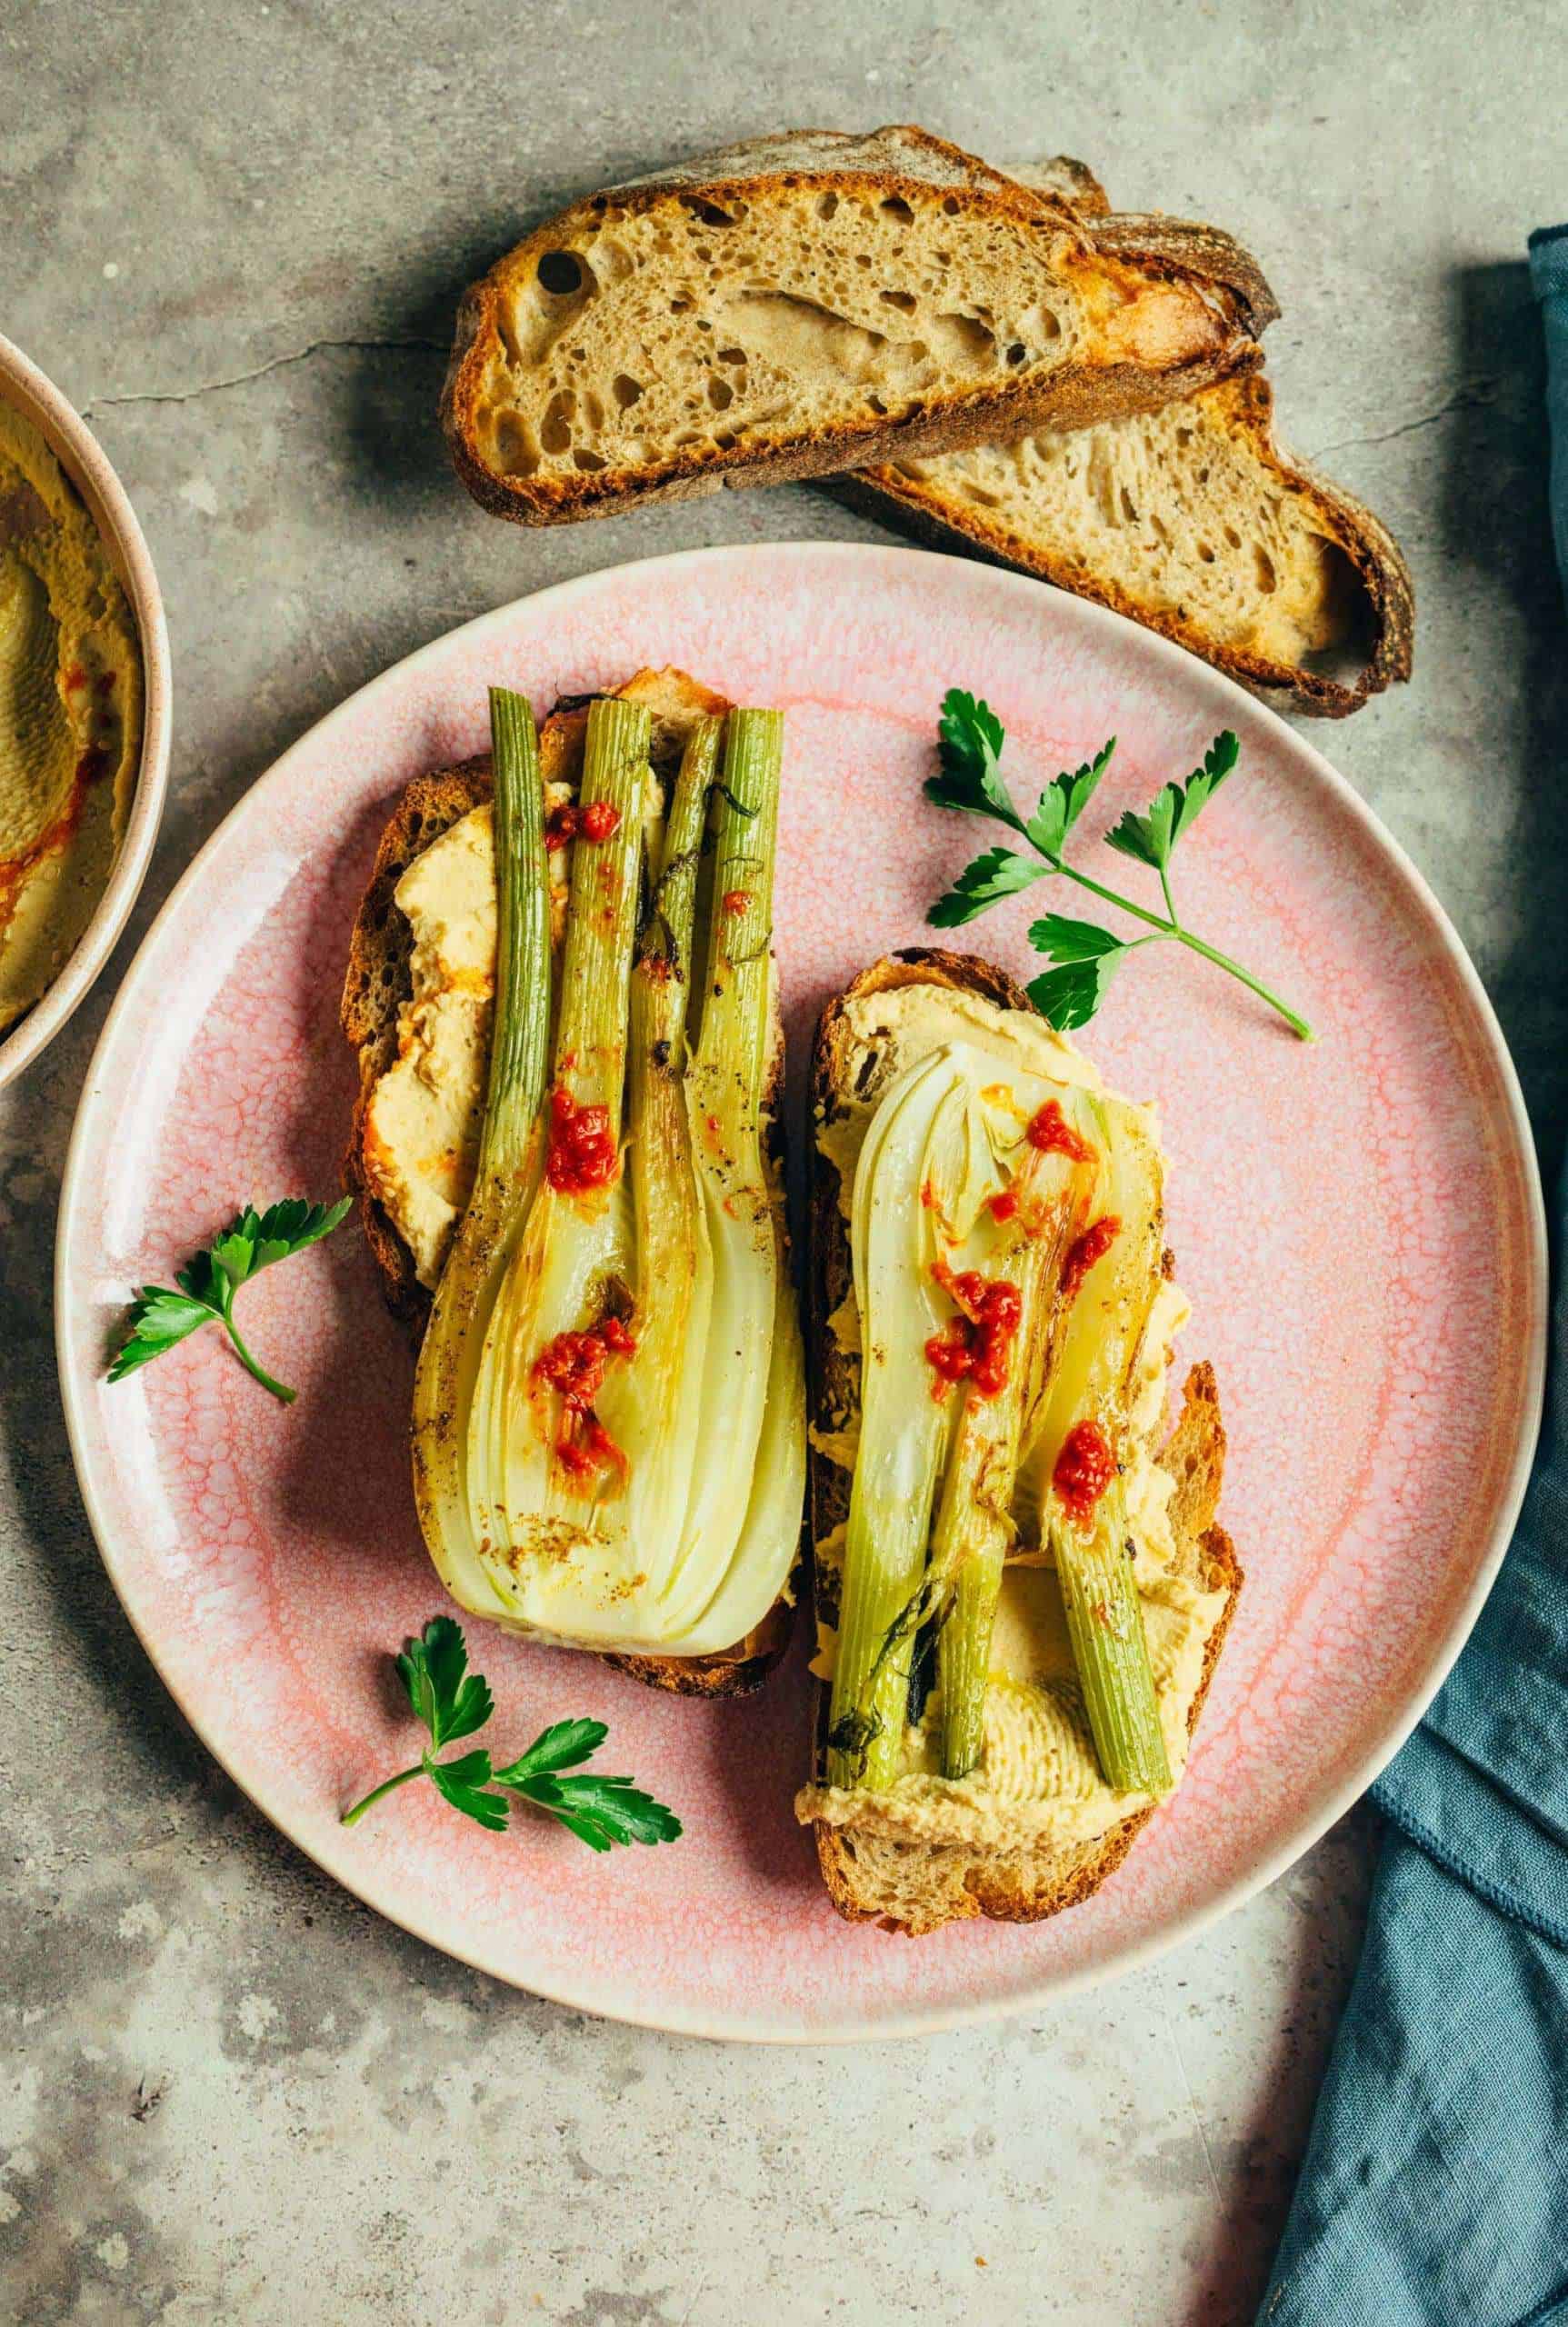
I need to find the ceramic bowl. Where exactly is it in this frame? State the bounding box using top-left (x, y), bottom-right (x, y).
top-left (0, 331), bottom-right (172, 1092)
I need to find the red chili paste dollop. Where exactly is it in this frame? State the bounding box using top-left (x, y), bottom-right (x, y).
top-left (1025, 1099), bottom-right (1094, 1163)
top-left (1061, 1213), bottom-right (1122, 1303)
top-left (545, 1086), bottom-right (618, 1193)
top-left (1053, 1419), bottom-right (1117, 1528)
top-left (545, 800), bottom-right (622, 849)
top-left (533, 1314), bottom-right (638, 1484)
top-left (924, 1263), bottom-right (1024, 1400)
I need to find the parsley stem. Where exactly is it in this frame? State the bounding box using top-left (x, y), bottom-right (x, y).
top-left (1048, 859), bottom-right (1314, 1042)
top-left (218, 1292), bottom-right (297, 1403)
top-left (1046, 858), bottom-right (1178, 935)
top-left (340, 1763), bottom-right (424, 1826)
top-left (1162, 924), bottom-right (1316, 1042)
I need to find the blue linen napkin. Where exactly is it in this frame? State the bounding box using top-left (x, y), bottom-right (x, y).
top-left (1538, 228), bottom-right (1568, 601)
top-left (1257, 233), bottom-right (1568, 2326)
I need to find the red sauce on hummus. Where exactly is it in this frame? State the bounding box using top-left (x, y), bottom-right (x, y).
top-left (545, 799), bottom-right (622, 850)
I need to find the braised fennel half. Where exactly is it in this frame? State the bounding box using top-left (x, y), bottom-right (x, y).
top-left (825, 1044), bottom-right (1171, 1797)
top-left (411, 688), bottom-right (804, 1658)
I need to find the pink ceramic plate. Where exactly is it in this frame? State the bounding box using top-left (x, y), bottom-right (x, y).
top-left (56, 544), bottom-right (1545, 2042)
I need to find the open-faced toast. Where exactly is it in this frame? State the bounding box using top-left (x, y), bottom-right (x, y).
top-left (340, 667), bottom-right (794, 1697)
top-left (798, 950), bottom-right (1242, 1933)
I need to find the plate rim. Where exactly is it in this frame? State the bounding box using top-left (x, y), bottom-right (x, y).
top-left (55, 539), bottom-right (1549, 2042)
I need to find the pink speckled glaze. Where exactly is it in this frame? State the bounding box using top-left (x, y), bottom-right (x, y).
top-left (56, 544), bottom-right (1545, 2042)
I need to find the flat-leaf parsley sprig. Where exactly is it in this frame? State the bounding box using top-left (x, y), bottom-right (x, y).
top-left (340, 1617), bottom-right (683, 1853)
top-left (926, 691), bottom-right (1313, 1040)
top-left (108, 1196), bottom-right (354, 1404)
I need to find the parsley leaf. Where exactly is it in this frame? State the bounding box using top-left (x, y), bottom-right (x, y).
top-left (928, 846), bottom-right (1047, 927)
top-left (1024, 737), bottom-right (1117, 859)
top-left (395, 1614), bottom-right (495, 1748)
top-left (1027, 912), bottom-right (1130, 964)
top-left (1106, 731), bottom-right (1240, 872)
top-left (1024, 917), bottom-right (1133, 1032)
top-left (1025, 960), bottom-right (1111, 1032)
top-left (425, 1746), bottom-right (510, 1832)
top-left (108, 1286), bottom-right (225, 1377)
top-left (1174, 730), bottom-right (1241, 835)
top-left (341, 1619), bottom-right (682, 1853)
top-left (1104, 789), bottom-right (1175, 873)
top-left (496, 1763), bottom-right (684, 1853)
top-left (929, 737), bottom-right (1122, 927)
top-left (496, 1716), bottom-right (610, 1780)
top-left (108, 1194), bottom-right (353, 1403)
top-left (924, 690), bottom-right (1024, 831)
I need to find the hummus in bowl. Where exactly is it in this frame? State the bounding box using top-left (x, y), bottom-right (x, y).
top-left (0, 335), bottom-right (170, 1090)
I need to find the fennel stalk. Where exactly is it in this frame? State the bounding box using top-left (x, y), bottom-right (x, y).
top-left (411, 686), bottom-right (551, 1616)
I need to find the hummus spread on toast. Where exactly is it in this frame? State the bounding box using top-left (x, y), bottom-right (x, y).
top-left (360, 785), bottom-right (574, 1286)
top-left (362, 802), bottom-right (499, 1286)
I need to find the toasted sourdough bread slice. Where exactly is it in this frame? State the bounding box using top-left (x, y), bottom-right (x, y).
top-left (339, 667), bottom-right (794, 1699)
top-left (847, 159), bottom-right (1413, 716)
top-left (850, 370), bottom-right (1413, 716)
top-left (442, 125), bottom-right (1265, 524)
top-left (804, 951), bottom-right (1242, 1934)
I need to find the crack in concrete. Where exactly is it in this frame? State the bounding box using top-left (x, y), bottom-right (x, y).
top-left (82, 334), bottom-right (449, 417)
top-left (1309, 378), bottom-right (1500, 458)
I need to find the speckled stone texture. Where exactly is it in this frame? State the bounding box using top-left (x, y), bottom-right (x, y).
top-left (3, 0), bottom-right (1564, 2319)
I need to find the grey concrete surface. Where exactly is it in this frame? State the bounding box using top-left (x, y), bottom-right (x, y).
top-left (3, 1), bottom-right (1564, 2320)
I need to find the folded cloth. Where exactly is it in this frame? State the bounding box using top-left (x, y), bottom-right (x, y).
top-left (1258, 235), bottom-right (1568, 2327)
top-left (1536, 226), bottom-right (1568, 603)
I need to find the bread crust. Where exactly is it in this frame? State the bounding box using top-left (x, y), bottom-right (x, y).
top-left (1004, 155), bottom-right (1112, 217)
top-left (1003, 162), bottom-right (1280, 337)
top-left (848, 368), bottom-right (1413, 717)
top-left (441, 125), bottom-right (1263, 526)
top-left (804, 950), bottom-right (1242, 1933)
top-left (338, 674), bottom-right (793, 1697)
